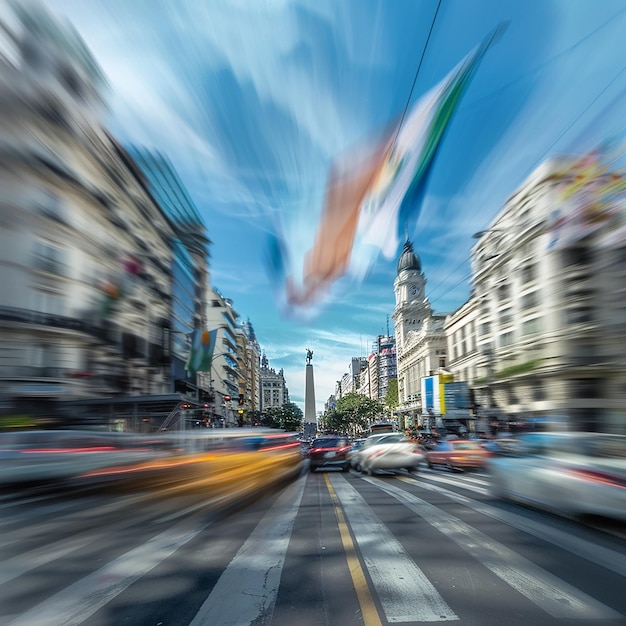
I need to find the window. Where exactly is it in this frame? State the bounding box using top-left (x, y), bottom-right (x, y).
top-left (521, 264), bottom-right (536, 283)
top-left (566, 307), bottom-right (593, 325)
top-left (533, 381), bottom-right (546, 401)
top-left (570, 379), bottom-right (601, 399)
top-left (480, 322), bottom-right (491, 336)
top-left (522, 318), bottom-right (542, 335)
top-left (499, 307), bottom-right (513, 326)
top-left (37, 190), bottom-right (65, 222)
top-left (522, 291), bottom-right (538, 309)
top-left (499, 331), bottom-right (514, 347)
top-left (32, 290), bottom-right (64, 316)
top-left (33, 241), bottom-right (64, 275)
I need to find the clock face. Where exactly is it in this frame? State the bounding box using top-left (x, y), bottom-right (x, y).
top-left (409, 284), bottom-right (418, 297)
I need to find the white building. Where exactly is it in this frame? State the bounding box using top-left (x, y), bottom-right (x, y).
top-left (259, 354), bottom-right (290, 412)
top-left (0, 2), bottom-right (177, 426)
top-left (469, 155), bottom-right (626, 433)
top-left (392, 241), bottom-right (448, 428)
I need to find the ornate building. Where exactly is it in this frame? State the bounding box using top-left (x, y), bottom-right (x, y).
top-left (392, 241), bottom-right (447, 428)
top-left (259, 354), bottom-right (290, 412)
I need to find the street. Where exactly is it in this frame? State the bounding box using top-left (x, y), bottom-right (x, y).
top-left (1, 465), bottom-right (625, 626)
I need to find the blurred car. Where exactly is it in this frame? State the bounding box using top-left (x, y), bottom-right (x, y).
top-left (425, 439), bottom-right (492, 471)
top-left (488, 432), bottom-right (626, 522)
top-left (482, 437), bottom-right (520, 454)
top-left (308, 436), bottom-right (351, 472)
top-left (347, 439), bottom-right (366, 469)
top-left (357, 433), bottom-right (424, 475)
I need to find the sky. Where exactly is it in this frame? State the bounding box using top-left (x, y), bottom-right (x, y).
top-left (42, 0), bottom-right (626, 413)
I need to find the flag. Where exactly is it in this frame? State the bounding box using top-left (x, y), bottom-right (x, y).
top-left (185, 328), bottom-right (218, 374)
top-left (280, 23), bottom-right (505, 311)
top-left (354, 24), bottom-right (505, 263)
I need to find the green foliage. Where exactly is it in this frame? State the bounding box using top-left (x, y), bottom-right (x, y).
top-left (321, 392), bottom-right (384, 435)
top-left (384, 378), bottom-right (398, 410)
top-left (260, 403), bottom-right (303, 432)
top-left (494, 359), bottom-right (542, 379)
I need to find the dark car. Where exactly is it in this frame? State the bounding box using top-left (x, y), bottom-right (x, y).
top-left (308, 436), bottom-right (351, 472)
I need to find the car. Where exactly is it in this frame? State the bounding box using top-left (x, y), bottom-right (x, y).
top-left (357, 433), bottom-right (424, 475)
top-left (425, 439), bottom-right (492, 471)
top-left (346, 439), bottom-right (366, 469)
top-left (349, 433), bottom-right (393, 471)
top-left (307, 436), bottom-right (351, 472)
top-left (487, 431), bottom-right (626, 522)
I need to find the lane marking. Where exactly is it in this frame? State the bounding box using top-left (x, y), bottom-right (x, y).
top-left (331, 474), bottom-right (458, 623)
top-left (399, 475), bottom-right (626, 578)
top-left (418, 471), bottom-right (489, 495)
top-left (324, 473), bottom-right (382, 626)
top-left (7, 515), bottom-right (214, 626)
top-left (367, 477), bottom-right (622, 620)
top-left (189, 476), bottom-right (306, 626)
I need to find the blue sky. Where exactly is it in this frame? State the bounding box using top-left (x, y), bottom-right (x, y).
top-left (44, 0), bottom-right (626, 412)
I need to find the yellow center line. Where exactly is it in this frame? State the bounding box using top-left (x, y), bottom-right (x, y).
top-left (324, 474), bottom-right (382, 626)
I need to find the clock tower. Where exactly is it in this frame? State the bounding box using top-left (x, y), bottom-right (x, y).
top-left (392, 241), bottom-right (430, 347)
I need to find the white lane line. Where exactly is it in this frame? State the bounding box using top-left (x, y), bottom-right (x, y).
top-left (404, 476), bottom-right (626, 578)
top-left (366, 477), bottom-right (622, 621)
top-left (189, 476), bottom-right (306, 626)
top-left (7, 514), bottom-right (214, 626)
top-left (419, 472), bottom-right (489, 495)
top-left (331, 474), bottom-right (458, 623)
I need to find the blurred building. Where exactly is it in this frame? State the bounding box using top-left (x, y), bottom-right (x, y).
top-left (259, 354), bottom-right (290, 412)
top-left (469, 155), bottom-right (626, 433)
top-left (392, 241), bottom-right (448, 427)
top-left (240, 318), bottom-right (261, 422)
top-left (0, 2), bottom-right (178, 427)
top-left (374, 334), bottom-right (397, 400)
top-left (205, 287), bottom-right (240, 427)
top-left (356, 336), bottom-right (396, 403)
top-left (127, 148), bottom-right (211, 402)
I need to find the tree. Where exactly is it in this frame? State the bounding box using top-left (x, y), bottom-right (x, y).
top-left (384, 378), bottom-right (398, 413)
top-left (322, 392), bottom-right (384, 435)
top-left (260, 403), bottom-right (303, 432)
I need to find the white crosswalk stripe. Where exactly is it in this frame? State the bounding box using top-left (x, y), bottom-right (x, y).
top-left (364, 476), bottom-right (622, 621)
top-left (330, 474), bottom-right (458, 622)
top-left (417, 470), bottom-right (489, 495)
top-left (6, 513), bottom-right (215, 626)
top-left (189, 475), bottom-right (306, 626)
top-left (400, 475), bottom-right (626, 578)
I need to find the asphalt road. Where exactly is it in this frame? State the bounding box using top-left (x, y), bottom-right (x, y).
top-left (1, 462), bottom-right (625, 626)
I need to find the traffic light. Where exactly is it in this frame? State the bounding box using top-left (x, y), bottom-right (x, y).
top-left (238, 393), bottom-right (244, 405)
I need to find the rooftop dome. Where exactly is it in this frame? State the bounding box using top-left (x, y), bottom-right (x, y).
top-left (397, 240), bottom-right (421, 273)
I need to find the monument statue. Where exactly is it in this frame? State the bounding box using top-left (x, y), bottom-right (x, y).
top-left (306, 349), bottom-right (313, 364)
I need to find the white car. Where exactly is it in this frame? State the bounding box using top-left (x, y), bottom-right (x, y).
top-left (488, 432), bottom-right (626, 522)
top-left (356, 433), bottom-right (424, 475)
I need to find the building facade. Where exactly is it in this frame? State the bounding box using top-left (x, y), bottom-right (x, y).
top-left (0, 3), bottom-right (179, 428)
top-left (392, 241), bottom-right (448, 428)
top-left (469, 155), bottom-right (626, 433)
top-left (259, 354), bottom-right (290, 412)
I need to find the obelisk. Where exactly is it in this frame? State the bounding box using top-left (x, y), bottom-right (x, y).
top-left (304, 349), bottom-right (317, 439)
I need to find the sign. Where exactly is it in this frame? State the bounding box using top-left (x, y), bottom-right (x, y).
top-left (443, 382), bottom-right (471, 417)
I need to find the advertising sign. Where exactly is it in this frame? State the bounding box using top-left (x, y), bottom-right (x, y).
top-left (443, 381), bottom-right (470, 417)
